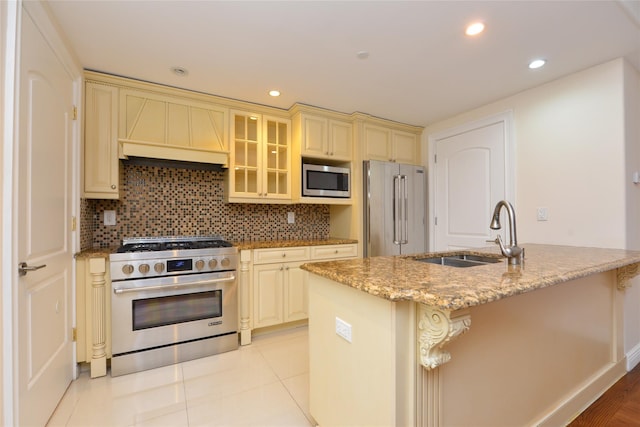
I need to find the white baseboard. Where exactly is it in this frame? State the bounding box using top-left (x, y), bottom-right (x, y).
top-left (626, 342), bottom-right (640, 370)
top-left (534, 359), bottom-right (626, 426)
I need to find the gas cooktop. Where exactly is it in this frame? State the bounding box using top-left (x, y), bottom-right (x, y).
top-left (116, 236), bottom-right (233, 253)
top-left (110, 236), bottom-right (237, 281)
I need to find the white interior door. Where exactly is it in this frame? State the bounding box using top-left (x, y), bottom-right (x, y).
top-left (17, 9), bottom-right (74, 426)
top-left (431, 113), bottom-right (512, 251)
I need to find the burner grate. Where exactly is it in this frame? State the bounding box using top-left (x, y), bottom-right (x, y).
top-left (116, 236), bottom-right (232, 253)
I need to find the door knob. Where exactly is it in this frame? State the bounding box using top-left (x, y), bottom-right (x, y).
top-left (18, 262), bottom-right (46, 276)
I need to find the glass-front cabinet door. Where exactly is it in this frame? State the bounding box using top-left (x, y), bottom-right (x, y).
top-left (231, 113), bottom-right (261, 196)
top-left (263, 116), bottom-right (290, 199)
top-left (228, 111), bottom-right (290, 201)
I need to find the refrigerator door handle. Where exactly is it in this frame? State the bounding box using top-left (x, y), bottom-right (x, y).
top-left (393, 175), bottom-right (401, 245)
top-left (401, 175), bottom-right (409, 244)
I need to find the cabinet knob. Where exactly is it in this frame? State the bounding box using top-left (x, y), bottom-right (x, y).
top-left (335, 250), bottom-right (339, 254)
top-left (111, 184), bottom-right (116, 189)
top-left (285, 266), bottom-right (289, 271)
top-left (282, 253), bottom-right (286, 258)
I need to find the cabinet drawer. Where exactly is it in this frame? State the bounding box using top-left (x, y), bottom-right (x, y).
top-left (253, 247), bottom-right (310, 264)
top-left (310, 244), bottom-right (358, 260)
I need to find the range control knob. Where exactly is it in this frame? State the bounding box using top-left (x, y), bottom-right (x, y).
top-left (209, 259), bottom-right (218, 269)
top-left (138, 264), bottom-right (150, 274)
top-left (195, 260), bottom-right (205, 270)
top-left (154, 263), bottom-right (165, 273)
top-left (221, 258), bottom-right (231, 268)
top-left (122, 264), bottom-right (134, 275)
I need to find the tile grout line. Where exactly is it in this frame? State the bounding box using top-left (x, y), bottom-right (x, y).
top-left (181, 363), bottom-right (191, 427)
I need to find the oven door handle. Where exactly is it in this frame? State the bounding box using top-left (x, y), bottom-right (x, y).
top-left (113, 275), bottom-right (236, 295)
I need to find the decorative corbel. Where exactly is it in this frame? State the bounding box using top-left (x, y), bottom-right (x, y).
top-left (417, 305), bottom-right (471, 370)
top-left (617, 262), bottom-right (640, 290)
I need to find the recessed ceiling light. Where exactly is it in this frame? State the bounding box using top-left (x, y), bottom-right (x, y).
top-left (465, 22), bottom-right (485, 36)
top-left (269, 90), bottom-right (281, 97)
top-left (356, 51), bottom-right (370, 60)
top-left (528, 59), bottom-right (546, 69)
top-left (171, 66), bottom-right (188, 77)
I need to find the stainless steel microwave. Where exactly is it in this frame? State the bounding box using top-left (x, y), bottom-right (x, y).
top-left (302, 163), bottom-right (351, 198)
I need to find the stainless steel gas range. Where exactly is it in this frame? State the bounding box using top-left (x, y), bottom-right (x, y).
top-left (109, 236), bottom-right (238, 376)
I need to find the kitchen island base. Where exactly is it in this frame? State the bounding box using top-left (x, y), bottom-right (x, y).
top-left (308, 269), bottom-right (627, 426)
top-left (309, 275), bottom-right (416, 427)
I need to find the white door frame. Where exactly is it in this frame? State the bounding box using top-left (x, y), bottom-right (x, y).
top-left (2, 1), bottom-right (81, 424)
top-left (427, 110), bottom-right (516, 251)
top-left (2, 1), bottom-right (20, 425)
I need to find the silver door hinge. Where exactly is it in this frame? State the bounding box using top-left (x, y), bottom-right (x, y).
top-left (434, 154), bottom-right (437, 163)
top-left (435, 217), bottom-right (438, 226)
top-left (72, 328), bottom-right (77, 342)
top-left (71, 216), bottom-right (77, 231)
top-left (72, 106), bottom-right (77, 120)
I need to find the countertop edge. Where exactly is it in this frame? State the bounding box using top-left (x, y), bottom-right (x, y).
top-left (75, 238), bottom-right (358, 258)
top-left (301, 244), bottom-right (640, 311)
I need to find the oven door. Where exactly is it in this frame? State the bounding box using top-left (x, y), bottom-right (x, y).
top-left (111, 271), bottom-right (237, 355)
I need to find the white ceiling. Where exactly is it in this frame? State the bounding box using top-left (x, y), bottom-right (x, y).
top-left (46, 0), bottom-right (640, 127)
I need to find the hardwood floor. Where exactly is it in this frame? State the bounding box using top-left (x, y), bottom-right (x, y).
top-left (568, 363), bottom-right (640, 426)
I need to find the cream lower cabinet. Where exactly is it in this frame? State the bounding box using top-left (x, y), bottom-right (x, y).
top-left (239, 243), bottom-right (357, 344)
top-left (251, 246), bottom-right (309, 330)
top-left (253, 261), bottom-right (307, 328)
top-left (75, 255), bottom-right (111, 378)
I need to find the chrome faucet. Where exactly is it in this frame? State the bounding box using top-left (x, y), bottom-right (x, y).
top-left (488, 200), bottom-right (523, 265)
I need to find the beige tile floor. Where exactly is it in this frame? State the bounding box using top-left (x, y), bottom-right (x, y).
top-left (47, 326), bottom-right (314, 427)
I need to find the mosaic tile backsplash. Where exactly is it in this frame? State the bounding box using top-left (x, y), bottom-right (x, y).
top-left (81, 163), bottom-right (330, 250)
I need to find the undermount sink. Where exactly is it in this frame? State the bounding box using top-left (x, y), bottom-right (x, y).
top-left (414, 253), bottom-right (504, 268)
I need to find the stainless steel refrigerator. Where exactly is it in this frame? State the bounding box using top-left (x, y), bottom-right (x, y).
top-left (363, 160), bottom-right (426, 257)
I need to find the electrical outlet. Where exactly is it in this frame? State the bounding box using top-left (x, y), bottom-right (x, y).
top-left (287, 212), bottom-right (295, 224)
top-left (536, 207), bottom-right (548, 221)
top-left (104, 210), bottom-right (116, 226)
top-left (335, 317), bottom-right (352, 343)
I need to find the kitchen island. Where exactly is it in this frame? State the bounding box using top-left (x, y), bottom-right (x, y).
top-left (301, 244), bottom-right (640, 427)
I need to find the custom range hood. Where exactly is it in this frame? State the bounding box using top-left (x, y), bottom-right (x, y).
top-left (118, 88), bottom-right (229, 168)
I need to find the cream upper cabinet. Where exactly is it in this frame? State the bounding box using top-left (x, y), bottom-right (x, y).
top-left (228, 111), bottom-right (291, 202)
top-left (119, 88), bottom-right (229, 165)
top-left (84, 81), bottom-right (120, 199)
top-left (298, 113), bottom-right (353, 161)
top-left (363, 123), bottom-right (421, 165)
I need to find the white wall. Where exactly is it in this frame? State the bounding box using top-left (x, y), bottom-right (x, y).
top-left (424, 57), bottom-right (640, 368)
top-left (425, 58), bottom-right (628, 248)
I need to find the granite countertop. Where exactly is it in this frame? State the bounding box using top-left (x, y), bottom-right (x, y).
top-left (232, 238), bottom-right (357, 250)
top-left (75, 238), bottom-right (358, 258)
top-left (301, 244), bottom-right (640, 311)
top-left (75, 247), bottom-right (119, 259)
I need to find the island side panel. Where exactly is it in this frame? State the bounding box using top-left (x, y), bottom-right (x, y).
top-left (423, 270), bottom-right (624, 427)
top-left (308, 273), bottom-right (415, 427)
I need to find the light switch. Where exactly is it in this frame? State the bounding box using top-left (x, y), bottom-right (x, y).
top-left (536, 207), bottom-right (548, 221)
top-left (287, 212), bottom-right (295, 224)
